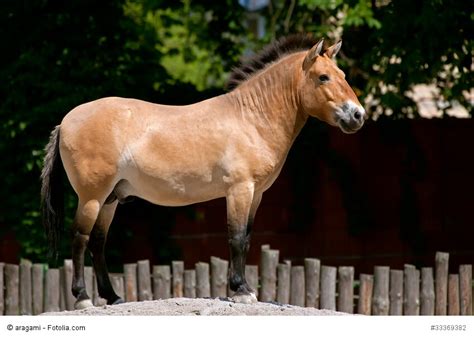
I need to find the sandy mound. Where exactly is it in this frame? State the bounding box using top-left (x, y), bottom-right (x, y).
top-left (44, 297), bottom-right (347, 316)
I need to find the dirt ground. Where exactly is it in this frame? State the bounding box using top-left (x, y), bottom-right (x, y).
top-left (44, 297), bottom-right (347, 316)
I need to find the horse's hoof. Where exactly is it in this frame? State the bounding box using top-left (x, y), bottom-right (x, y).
top-left (232, 292), bottom-right (258, 304)
top-left (111, 298), bottom-right (125, 305)
top-left (74, 299), bottom-right (94, 310)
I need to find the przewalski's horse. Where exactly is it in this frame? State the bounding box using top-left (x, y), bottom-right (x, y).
top-left (41, 35), bottom-right (366, 308)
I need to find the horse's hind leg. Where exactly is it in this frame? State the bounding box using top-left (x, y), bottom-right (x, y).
top-left (71, 199), bottom-right (101, 309)
top-left (226, 182), bottom-right (261, 304)
top-left (88, 200), bottom-right (123, 305)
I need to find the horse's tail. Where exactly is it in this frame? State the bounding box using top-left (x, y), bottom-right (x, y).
top-left (40, 125), bottom-right (64, 259)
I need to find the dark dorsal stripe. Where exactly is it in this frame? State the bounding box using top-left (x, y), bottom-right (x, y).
top-left (226, 34), bottom-right (319, 90)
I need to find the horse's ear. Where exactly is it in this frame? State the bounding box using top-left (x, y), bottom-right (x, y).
top-left (324, 40), bottom-right (342, 59)
top-left (302, 39), bottom-right (324, 71)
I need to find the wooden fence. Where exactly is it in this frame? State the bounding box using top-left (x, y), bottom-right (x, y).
top-left (0, 248), bottom-right (472, 315)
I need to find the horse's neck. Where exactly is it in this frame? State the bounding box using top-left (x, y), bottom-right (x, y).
top-left (225, 54), bottom-right (307, 153)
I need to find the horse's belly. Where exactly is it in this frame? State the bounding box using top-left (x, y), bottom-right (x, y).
top-left (115, 174), bottom-right (226, 207)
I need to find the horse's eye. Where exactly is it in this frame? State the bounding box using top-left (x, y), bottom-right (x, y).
top-left (319, 74), bottom-right (330, 82)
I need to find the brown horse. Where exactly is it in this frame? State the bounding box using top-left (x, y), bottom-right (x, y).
top-left (41, 35), bottom-right (366, 308)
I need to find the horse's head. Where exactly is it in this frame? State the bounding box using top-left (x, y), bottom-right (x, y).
top-left (299, 39), bottom-right (366, 134)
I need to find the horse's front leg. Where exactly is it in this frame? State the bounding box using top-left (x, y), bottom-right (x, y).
top-left (226, 182), bottom-right (261, 304)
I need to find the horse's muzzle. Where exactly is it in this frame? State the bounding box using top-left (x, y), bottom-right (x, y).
top-left (335, 101), bottom-right (366, 134)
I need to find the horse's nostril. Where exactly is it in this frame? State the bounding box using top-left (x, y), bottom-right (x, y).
top-left (354, 110), bottom-right (361, 120)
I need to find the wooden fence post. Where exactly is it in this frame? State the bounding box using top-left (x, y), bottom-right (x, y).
top-left (19, 260), bottom-right (32, 315)
top-left (172, 261), bottom-right (184, 298)
top-left (389, 269), bottom-right (403, 315)
top-left (245, 265), bottom-right (259, 298)
top-left (210, 257), bottom-right (228, 298)
top-left (44, 268), bottom-right (60, 313)
top-left (0, 263), bottom-right (4, 315)
top-left (84, 266), bottom-right (94, 301)
top-left (5, 264), bottom-right (19, 315)
top-left (62, 259), bottom-right (75, 310)
top-left (260, 249), bottom-right (279, 302)
top-left (290, 266), bottom-right (305, 307)
top-left (184, 270), bottom-right (196, 298)
top-left (195, 263), bottom-right (210, 298)
top-left (435, 252), bottom-right (449, 315)
top-left (338, 266), bottom-right (354, 314)
top-left (124, 263), bottom-right (138, 302)
top-left (152, 265), bottom-right (171, 300)
top-left (304, 258), bottom-right (320, 308)
top-left (403, 264), bottom-right (420, 315)
top-left (372, 266), bottom-right (389, 315)
top-left (320, 265), bottom-right (336, 311)
top-left (32, 263), bottom-right (44, 315)
top-left (109, 273), bottom-right (125, 300)
top-left (277, 263), bottom-right (291, 304)
top-left (459, 265), bottom-right (472, 315)
top-left (59, 267), bottom-right (65, 310)
top-left (137, 260), bottom-right (152, 301)
top-left (357, 274), bottom-right (373, 315)
top-left (420, 267), bottom-right (435, 315)
top-left (448, 274), bottom-right (460, 315)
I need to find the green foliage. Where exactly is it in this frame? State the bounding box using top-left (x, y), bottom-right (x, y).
top-left (123, 0), bottom-right (245, 90)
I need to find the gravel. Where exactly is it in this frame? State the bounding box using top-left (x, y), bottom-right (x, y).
top-left (43, 297), bottom-right (348, 316)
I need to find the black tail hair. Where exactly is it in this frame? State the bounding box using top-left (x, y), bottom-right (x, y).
top-left (40, 126), bottom-right (64, 260)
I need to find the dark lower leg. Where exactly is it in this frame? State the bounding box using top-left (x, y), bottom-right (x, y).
top-left (228, 223), bottom-right (253, 294)
top-left (71, 232), bottom-right (90, 301)
top-left (88, 227), bottom-right (121, 304)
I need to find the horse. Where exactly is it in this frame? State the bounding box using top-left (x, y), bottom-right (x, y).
top-left (41, 35), bottom-right (366, 309)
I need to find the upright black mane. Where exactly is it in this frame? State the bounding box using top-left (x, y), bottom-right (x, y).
top-left (226, 34), bottom-right (319, 90)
